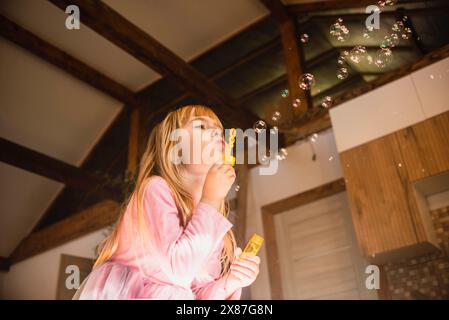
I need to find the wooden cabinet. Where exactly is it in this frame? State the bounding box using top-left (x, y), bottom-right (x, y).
top-left (395, 112), bottom-right (449, 182)
top-left (340, 111), bottom-right (449, 263)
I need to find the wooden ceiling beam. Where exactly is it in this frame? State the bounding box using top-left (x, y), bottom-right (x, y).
top-left (0, 137), bottom-right (123, 200)
top-left (0, 257), bottom-right (11, 272)
top-left (0, 14), bottom-right (142, 109)
top-left (48, 0), bottom-right (258, 129)
top-left (261, 0), bottom-right (311, 116)
top-left (10, 200), bottom-right (120, 264)
top-left (286, 0), bottom-right (432, 14)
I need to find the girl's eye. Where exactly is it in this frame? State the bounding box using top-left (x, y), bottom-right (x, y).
top-left (194, 123), bottom-right (206, 130)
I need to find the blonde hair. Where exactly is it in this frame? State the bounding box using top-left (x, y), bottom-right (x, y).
top-left (93, 105), bottom-right (237, 278)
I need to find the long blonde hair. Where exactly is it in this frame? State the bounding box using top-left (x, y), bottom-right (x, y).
top-left (93, 105), bottom-right (237, 278)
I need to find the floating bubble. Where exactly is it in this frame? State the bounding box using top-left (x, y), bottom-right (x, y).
top-left (321, 96), bottom-right (333, 109)
top-left (277, 148), bottom-right (288, 160)
top-left (336, 67), bottom-right (349, 80)
top-left (374, 48), bottom-right (393, 68)
top-left (292, 98), bottom-right (301, 108)
top-left (271, 111), bottom-right (281, 122)
top-left (298, 73), bottom-right (316, 90)
top-left (392, 20), bottom-right (405, 32)
top-left (310, 133), bottom-right (318, 143)
top-left (300, 33), bottom-right (309, 43)
top-left (401, 27), bottom-right (412, 40)
top-left (330, 19), bottom-right (350, 42)
top-left (261, 155), bottom-right (269, 164)
top-left (281, 89), bottom-right (289, 98)
top-left (329, 155), bottom-right (334, 162)
top-left (363, 26), bottom-right (375, 39)
top-left (349, 45), bottom-right (367, 64)
top-left (253, 120), bottom-right (266, 133)
top-left (235, 185), bottom-right (240, 192)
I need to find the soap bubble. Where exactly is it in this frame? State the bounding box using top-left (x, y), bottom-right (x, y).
top-left (363, 26), bottom-right (375, 39)
top-left (321, 96), bottom-right (333, 109)
top-left (337, 50), bottom-right (349, 65)
top-left (300, 33), bottom-right (309, 43)
top-left (374, 48), bottom-right (393, 68)
top-left (281, 89), bottom-right (289, 98)
top-left (298, 73), bottom-right (315, 90)
top-left (276, 148), bottom-right (288, 160)
top-left (401, 27), bottom-right (412, 40)
top-left (349, 45), bottom-right (367, 64)
top-left (337, 67), bottom-right (349, 80)
top-left (330, 19), bottom-right (350, 42)
top-left (253, 120), bottom-right (266, 133)
top-left (382, 33), bottom-right (399, 49)
top-left (235, 185), bottom-right (240, 192)
top-left (271, 111), bottom-right (281, 122)
top-left (392, 20), bottom-right (405, 32)
top-left (292, 98), bottom-right (301, 108)
top-left (310, 133), bottom-right (318, 143)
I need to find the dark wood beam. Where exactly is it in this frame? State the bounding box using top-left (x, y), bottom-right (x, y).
top-left (0, 257), bottom-right (11, 272)
top-left (10, 200), bottom-right (120, 264)
top-left (286, 0), bottom-right (432, 14)
top-left (0, 14), bottom-right (142, 109)
top-left (262, 0), bottom-right (311, 116)
top-left (0, 137), bottom-right (123, 200)
top-left (141, 37), bottom-right (283, 132)
top-left (285, 44), bottom-right (449, 143)
top-left (303, 5), bottom-right (449, 21)
top-left (48, 0), bottom-right (258, 129)
top-left (127, 108), bottom-right (140, 175)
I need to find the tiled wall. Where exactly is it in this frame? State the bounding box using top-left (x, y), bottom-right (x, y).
top-left (383, 205), bottom-right (449, 299)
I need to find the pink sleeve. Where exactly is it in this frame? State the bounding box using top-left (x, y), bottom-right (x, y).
top-left (192, 276), bottom-right (242, 300)
top-left (141, 177), bottom-right (233, 285)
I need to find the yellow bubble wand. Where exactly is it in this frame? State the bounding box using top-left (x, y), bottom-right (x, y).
top-left (223, 128), bottom-right (236, 166)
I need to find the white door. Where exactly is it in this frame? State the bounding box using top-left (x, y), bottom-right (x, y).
top-left (274, 192), bottom-right (378, 300)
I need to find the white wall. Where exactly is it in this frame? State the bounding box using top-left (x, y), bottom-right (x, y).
top-left (246, 129), bottom-right (343, 299)
top-left (0, 228), bottom-right (108, 300)
top-left (330, 57), bottom-right (449, 152)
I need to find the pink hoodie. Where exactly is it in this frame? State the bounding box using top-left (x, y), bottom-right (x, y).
top-left (73, 176), bottom-right (241, 300)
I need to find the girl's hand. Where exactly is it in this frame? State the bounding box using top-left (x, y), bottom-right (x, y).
top-left (224, 248), bottom-right (260, 294)
top-left (201, 162), bottom-right (235, 210)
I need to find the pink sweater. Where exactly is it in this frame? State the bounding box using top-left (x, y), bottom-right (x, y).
top-left (74, 176), bottom-right (241, 300)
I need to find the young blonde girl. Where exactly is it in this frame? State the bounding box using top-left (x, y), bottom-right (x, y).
top-left (73, 105), bottom-right (260, 299)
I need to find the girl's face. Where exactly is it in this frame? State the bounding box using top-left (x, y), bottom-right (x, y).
top-left (180, 115), bottom-right (225, 175)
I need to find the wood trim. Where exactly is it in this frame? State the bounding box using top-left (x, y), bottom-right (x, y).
top-left (127, 108), bottom-right (140, 175)
top-left (10, 200), bottom-right (121, 264)
top-left (286, 0), bottom-right (431, 14)
top-left (0, 137), bottom-right (123, 200)
top-left (235, 165), bottom-right (249, 247)
top-left (0, 14), bottom-right (141, 109)
top-left (48, 0), bottom-right (258, 129)
top-left (0, 257), bottom-right (11, 272)
top-left (261, 178), bottom-right (346, 299)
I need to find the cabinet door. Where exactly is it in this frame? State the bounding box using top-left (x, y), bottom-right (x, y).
top-left (340, 134), bottom-right (419, 258)
top-left (395, 111), bottom-right (449, 182)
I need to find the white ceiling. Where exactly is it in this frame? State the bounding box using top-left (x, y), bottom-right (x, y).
top-left (0, 0), bottom-right (268, 257)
